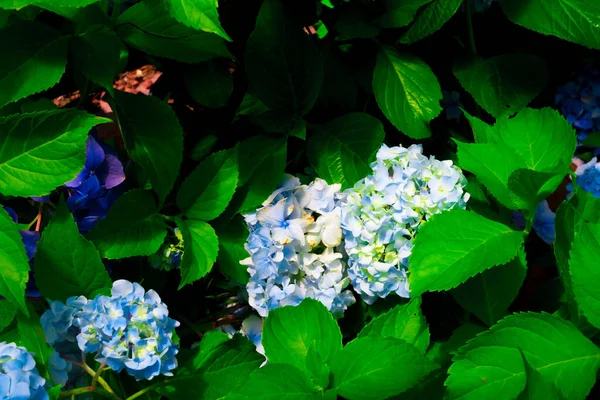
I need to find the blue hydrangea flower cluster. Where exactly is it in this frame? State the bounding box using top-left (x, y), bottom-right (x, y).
top-left (0, 342), bottom-right (48, 400)
top-left (220, 315), bottom-right (264, 356)
top-left (339, 144), bottom-right (470, 304)
top-left (149, 228), bottom-right (184, 271)
top-left (555, 66), bottom-right (600, 143)
top-left (41, 280), bottom-right (179, 381)
top-left (243, 176), bottom-right (355, 318)
top-left (574, 157), bottom-right (600, 198)
top-left (66, 132), bottom-right (126, 233)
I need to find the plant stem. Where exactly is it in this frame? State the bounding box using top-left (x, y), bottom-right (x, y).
top-left (64, 359), bottom-right (123, 400)
top-left (59, 386), bottom-right (96, 398)
top-left (125, 382), bottom-right (163, 400)
top-left (35, 204), bottom-right (43, 231)
top-left (465, 0), bottom-right (477, 56)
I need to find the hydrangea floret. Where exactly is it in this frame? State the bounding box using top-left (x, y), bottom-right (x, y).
top-left (220, 315), bottom-right (265, 356)
top-left (574, 157), bottom-right (600, 198)
top-left (242, 176), bottom-right (355, 318)
top-left (41, 280), bottom-right (179, 381)
top-left (0, 342), bottom-right (48, 400)
top-left (339, 144), bottom-right (469, 303)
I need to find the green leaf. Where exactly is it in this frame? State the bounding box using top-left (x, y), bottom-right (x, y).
top-left (116, 1), bottom-right (231, 63)
top-left (229, 363), bottom-right (320, 400)
top-left (88, 189), bottom-right (167, 259)
top-left (0, 109), bottom-right (110, 197)
top-left (177, 219), bottom-right (219, 288)
top-left (0, 0), bottom-right (98, 9)
top-left (358, 297), bottom-right (430, 353)
top-left (0, 22), bottom-right (67, 108)
top-left (580, 132), bottom-right (600, 147)
top-left (184, 61), bottom-right (233, 108)
top-left (263, 298), bottom-right (342, 371)
top-left (215, 216), bottom-right (250, 284)
top-left (167, 0), bottom-right (230, 41)
top-left (335, 5), bottom-right (380, 40)
top-left (446, 312), bottom-right (600, 400)
top-left (245, 0), bottom-right (323, 118)
top-left (372, 46), bottom-right (442, 139)
top-left (307, 112), bottom-right (384, 189)
top-left (507, 169), bottom-right (565, 212)
top-left (331, 336), bottom-right (438, 400)
top-left (408, 209), bottom-right (524, 296)
top-left (0, 205), bottom-right (32, 316)
top-left (570, 219), bottom-right (600, 329)
top-left (70, 27), bottom-right (121, 94)
top-left (453, 54), bottom-right (549, 119)
top-left (0, 300), bottom-right (16, 333)
top-left (451, 252), bottom-right (527, 326)
top-left (517, 350), bottom-right (566, 400)
top-left (440, 323), bottom-right (487, 365)
top-left (304, 347), bottom-right (331, 390)
top-left (500, 0), bottom-right (600, 50)
top-left (376, 0), bottom-right (433, 28)
top-left (399, 0), bottom-right (463, 44)
top-left (35, 202), bottom-right (111, 301)
top-left (190, 134), bottom-right (218, 162)
top-left (177, 148), bottom-right (238, 221)
top-left (111, 91), bottom-right (183, 203)
top-left (16, 304), bottom-right (55, 384)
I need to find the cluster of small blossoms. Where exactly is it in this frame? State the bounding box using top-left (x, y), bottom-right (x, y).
top-left (149, 228), bottom-right (184, 271)
top-left (339, 144), bottom-right (469, 304)
top-left (573, 157), bottom-right (600, 198)
top-left (0, 342), bottom-right (48, 400)
top-left (41, 280), bottom-right (179, 381)
top-left (242, 176), bottom-right (355, 318)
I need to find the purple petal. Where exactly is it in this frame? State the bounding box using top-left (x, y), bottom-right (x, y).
top-left (97, 154), bottom-right (126, 189)
top-left (86, 135), bottom-right (106, 170)
top-left (20, 231), bottom-right (40, 260)
top-left (30, 196), bottom-right (50, 203)
top-left (65, 167), bottom-right (91, 188)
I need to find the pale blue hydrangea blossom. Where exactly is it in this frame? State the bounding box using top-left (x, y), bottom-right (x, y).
top-left (339, 144), bottom-right (469, 303)
top-left (573, 157), bottom-right (600, 197)
top-left (220, 315), bottom-right (265, 356)
top-left (243, 176), bottom-right (355, 317)
top-left (40, 280), bottom-right (180, 381)
top-left (0, 342), bottom-right (48, 400)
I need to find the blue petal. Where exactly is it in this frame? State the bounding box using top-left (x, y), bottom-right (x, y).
top-left (19, 231), bottom-right (40, 260)
top-left (96, 154), bottom-right (125, 189)
top-left (85, 135), bottom-right (106, 171)
top-left (3, 206), bottom-right (18, 223)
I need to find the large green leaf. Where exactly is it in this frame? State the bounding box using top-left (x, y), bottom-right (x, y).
top-left (167, 0), bottom-right (231, 41)
top-left (116, 0), bottom-right (230, 63)
top-left (245, 0), bottom-right (323, 118)
top-left (0, 0), bottom-right (98, 8)
top-left (376, 0), bottom-right (432, 28)
top-left (372, 46), bottom-right (442, 139)
top-left (177, 147), bottom-right (238, 221)
top-left (35, 202), bottom-right (111, 301)
top-left (111, 91), bottom-right (183, 203)
top-left (70, 27), bottom-right (121, 94)
top-left (500, 0), bottom-right (600, 50)
top-left (454, 54), bottom-right (549, 119)
top-left (0, 109), bottom-right (109, 197)
top-left (87, 190), bottom-right (167, 259)
top-left (358, 297), bottom-right (430, 354)
top-left (517, 351), bottom-right (566, 400)
top-left (229, 363), bottom-right (321, 400)
top-left (331, 336), bottom-right (438, 400)
top-left (408, 209), bottom-right (524, 296)
top-left (177, 219), bottom-right (219, 288)
top-left (446, 313), bottom-right (600, 400)
top-left (0, 301), bottom-right (16, 333)
top-left (184, 61), bottom-right (233, 108)
top-left (262, 298), bottom-right (342, 371)
top-left (570, 219), bottom-right (600, 329)
top-left (0, 22), bottom-right (67, 109)
top-left (399, 0), bottom-right (463, 44)
top-left (0, 207), bottom-right (29, 316)
top-left (307, 113), bottom-right (384, 189)
top-left (215, 216), bottom-right (250, 284)
top-left (451, 252), bottom-right (527, 326)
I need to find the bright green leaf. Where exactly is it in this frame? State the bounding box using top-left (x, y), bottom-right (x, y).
top-left (0, 0), bottom-right (98, 9)
top-left (35, 202), bottom-right (111, 301)
top-left (177, 147), bottom-right (238, 221)
top-left (358, 297), bottom-right (430, 353)
top-left (517, 350), bottom-right (566, 400)
top-left (446, 312), bottom-right (600, 400)
top-left (408, 209), bottom-right (524, 296)
top-left (111, 91), bottom-right (183, 203)
top-left (87, 190), bottom-right (167, 259)
top-left (373, 46), bottom-right (442, 139)
top-left (0, 109), bottom-right (110, 197)
top-left (570, 219), bottom-right (600, 329)
top-left (331, 336), bottom-right (438, 400)
top-left (307, 112), bottom-right (384, 189)
top-left (399, 0), bottom-right (463, 44)
top-left (185, 61), bottom-right (233, 108)
top-left (451, 252), bottom-right (527, 326)
top-left (263, 298), bottom-right (342, 371)
top-left (215, 216), bottom-right (250, 284)
top-left (0, 207), bottom-right (28, 315)
top-left (454, 54), bottom-right (549, 119)
top-left (0, 301), bottom-right (16, 333)
top-left (167, 0), bottom-right (231, 41)
top-left (177, 219), bottom-right (219, 288)
top-left (507, 169), bottom-right (565, 212)
top-left (500, 0), bottom-right (600, 50)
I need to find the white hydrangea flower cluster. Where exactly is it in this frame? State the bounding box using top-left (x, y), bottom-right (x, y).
top-left (242, 176), bottom-right (355, 318)
top-left (339, 144), bottom-right (470, 304)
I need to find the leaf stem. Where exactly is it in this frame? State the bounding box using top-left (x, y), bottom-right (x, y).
top-left (125, 381), bottom-right (163, 400)
top-left (64, 359), bottom-right (123, 400)
top-left (35, 204), bottom-right (43, 232)
top-left (465, 0), bottom-right (477, 56)
top-left (59, 386), bottom-right (95, 398)
top-left (111, 0), bottom-right (125, 22)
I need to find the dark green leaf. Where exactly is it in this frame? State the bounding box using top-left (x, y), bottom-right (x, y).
top-left (580, 132), bottom-right (600, 147)
top-left (167, 0), bottom-right (231, 41)
top-left (0, 0), bottom-right (98, 9)
top-left (373, 46), bottom-right (442, 139)
top-left (215, 216), bottom-right (250, 284)
top-left (307, 112), bottom-right (384, 189)
top-left (16, 304), bottom-right (55, 384)
top-left (399, 0), bottom-right (463, 44)
top-left (0, 300), bottom-right (16, 333)
top-left (190, 134), bottom-right (218, 162)
top-left (35, 202), bottom-right (111, 301)
top-left (184, 61), bottom-right (233, 108)
top-left (111, 91), bottom-right (183, 203)
top-left (335, 5), bottom-right (380, 40)
top-left (88, 190), bottom-right (167, 259)
top-left (377, 0), bottom-right (432, 28)
top-left (177, 219), bottom-right (219, 288)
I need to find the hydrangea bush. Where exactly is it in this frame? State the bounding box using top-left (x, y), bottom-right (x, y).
top-left (1, 1), bottom-right (600, 400)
